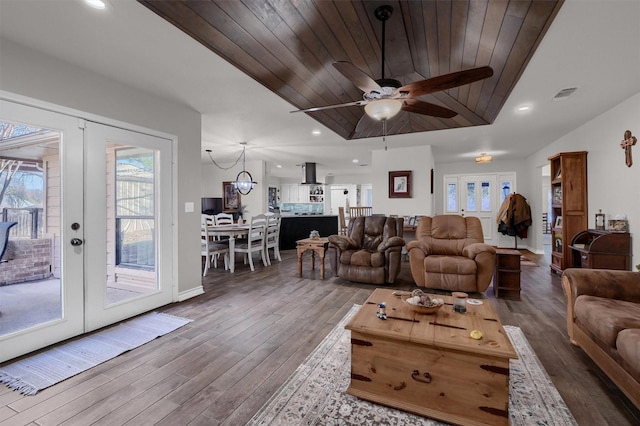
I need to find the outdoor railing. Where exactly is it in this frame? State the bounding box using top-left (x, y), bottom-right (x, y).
top-left (1, 207), bottom-right (43, 239)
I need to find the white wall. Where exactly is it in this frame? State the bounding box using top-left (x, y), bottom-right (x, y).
top-left (372, 145), bottom-right (435, 217)
top-left (527, 91), bottom-right (640, 268)
top-left (0, 39), bottom-right (203, 294)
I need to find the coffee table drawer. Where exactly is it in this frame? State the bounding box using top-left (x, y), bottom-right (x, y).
top-left (348, 331), bottom-right (510, 426)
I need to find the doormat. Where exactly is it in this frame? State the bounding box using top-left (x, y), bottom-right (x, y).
top-left (248, 305), bottom-right (577, 426)
top-left (0, 312), bottom-right (192, 395)
top-left (521, 256), bottom-right (538, 266)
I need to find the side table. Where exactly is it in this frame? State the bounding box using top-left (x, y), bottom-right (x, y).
top-left (296, 237), bottom-right (329, 279)
top-left (494, 249), bottom-right (521, 298)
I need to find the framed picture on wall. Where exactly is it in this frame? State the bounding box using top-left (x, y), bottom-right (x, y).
top-left (389, 170), bottom-right (412, 198)
top-left (223, 181), bottom-right (240, 211)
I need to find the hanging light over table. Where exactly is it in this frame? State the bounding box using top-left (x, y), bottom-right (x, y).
top-left (206, 142), bottom-right (257, 195)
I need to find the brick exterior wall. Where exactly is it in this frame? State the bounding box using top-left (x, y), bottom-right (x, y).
top-left (0, 238), bottom-right (52, 286)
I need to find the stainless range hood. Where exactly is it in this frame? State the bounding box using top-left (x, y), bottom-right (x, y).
top-left (301, 162), bottom-right (321, 184)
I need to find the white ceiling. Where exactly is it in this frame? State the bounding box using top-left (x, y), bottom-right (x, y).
top-left (1, 0), bottom-right (639, 180)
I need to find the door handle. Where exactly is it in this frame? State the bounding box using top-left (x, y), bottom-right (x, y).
top-left (70, 238), bottom-right (83, 246)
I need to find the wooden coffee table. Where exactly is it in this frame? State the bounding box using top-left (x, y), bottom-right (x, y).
top-left (345, 288), bottom-right (517, 426)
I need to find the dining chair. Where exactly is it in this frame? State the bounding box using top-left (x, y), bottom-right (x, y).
top-left (201, 217), bottom-right (229, 276)
top-left (214, 212), bottom-right (234, 226)
top-left (264, 213), bottom-right (282, 265)
top-left (233, 214), bottom-right (268, 271)
top-left (349, 206), bottom-right (373, 218)
top-left (338, 207), bottom-right (348, 235)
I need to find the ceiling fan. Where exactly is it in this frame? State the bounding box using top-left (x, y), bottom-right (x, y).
top-left (292, 5), bottom-right (494, 131)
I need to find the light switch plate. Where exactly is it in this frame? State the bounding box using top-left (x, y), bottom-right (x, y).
top-left (185, 202), bottom-right (194, 213)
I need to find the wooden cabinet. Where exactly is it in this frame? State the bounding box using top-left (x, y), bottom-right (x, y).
top-left (548, 151), bottom-right (588, 274)
top-left (493, 249), bottom-right (521, 299)
top-left (569, 230), bottom-right (631, 270)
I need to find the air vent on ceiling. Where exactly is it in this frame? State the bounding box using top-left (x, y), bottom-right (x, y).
top-left (553, 87), bottom-right (578, 100)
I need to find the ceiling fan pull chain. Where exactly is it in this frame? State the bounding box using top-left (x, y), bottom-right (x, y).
top-left (383, 120), bottom-right (388, 151)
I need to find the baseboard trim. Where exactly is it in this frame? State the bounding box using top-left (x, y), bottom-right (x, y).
top-left (178, 285), bottom-right (204, 302)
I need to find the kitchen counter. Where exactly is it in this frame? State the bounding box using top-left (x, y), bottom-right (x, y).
top-left (279, 215), bottom-right (338, 250)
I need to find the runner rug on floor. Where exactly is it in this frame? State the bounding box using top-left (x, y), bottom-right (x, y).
top-left (0, 312), bottom-right (192, 395)
top-left (248, 304), bottom-right (577, 426)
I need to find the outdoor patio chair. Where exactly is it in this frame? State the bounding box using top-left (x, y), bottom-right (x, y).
top-left (0, 222), bottom-right (17, 263)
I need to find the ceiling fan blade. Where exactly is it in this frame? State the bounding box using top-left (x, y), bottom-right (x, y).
top-left (395, 66), bottom-right (494, 98)
top-left (291, 100), bottom-right (364, 113)
top-left (401, 99), bottom-right (457, 118)
top-left (333, 61), bottom-right (382, 94)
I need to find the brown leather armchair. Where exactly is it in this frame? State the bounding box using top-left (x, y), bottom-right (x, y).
top-left (328, 215), bottom-right (404, 284)
top-left (407, 215), bottom-right (496, 292)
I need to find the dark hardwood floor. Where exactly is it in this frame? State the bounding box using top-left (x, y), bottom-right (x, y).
top-left (1, 249), bottom-right (639, 425)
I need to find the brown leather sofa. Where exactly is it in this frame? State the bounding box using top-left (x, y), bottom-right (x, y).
top-left (407, 215), bottom-right (496, 292)
top-left (563, 269), bottom-right (640, 409)
top-left (328, 215), bottom-right (404, 285)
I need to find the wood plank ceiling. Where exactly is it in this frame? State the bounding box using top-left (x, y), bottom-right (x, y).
top-left (139, 0), bottom-right (563, 140)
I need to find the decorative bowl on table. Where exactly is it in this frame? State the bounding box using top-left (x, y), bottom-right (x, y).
top-left (402, 291), bottom-right (444, 314)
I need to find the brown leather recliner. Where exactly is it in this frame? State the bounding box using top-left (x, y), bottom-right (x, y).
top-left (407, 215), bottom-right (496, 292)
top-left (328, 215), bottom-right (405, 284)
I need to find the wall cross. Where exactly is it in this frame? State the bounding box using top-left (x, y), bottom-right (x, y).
top-left (620, 130), bottom-right (637, 167)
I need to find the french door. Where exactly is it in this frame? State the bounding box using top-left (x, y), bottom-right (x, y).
top-left (0, 99), bottom-right (84, 362)
top-left (0, 98), bottom-right (174, 362)
top-left (444, 173), bottom-right (516, 247)
top-left (83, 122), bottom-right (174, 331)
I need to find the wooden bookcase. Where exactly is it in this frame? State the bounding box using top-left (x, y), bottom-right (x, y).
top-left (548, 151), bottom-right (588, 274)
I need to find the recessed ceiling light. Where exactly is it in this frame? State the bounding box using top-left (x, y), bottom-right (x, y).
top-left (516, 105), bottom-right (531, 112)
top-left (311, 129), bottom-right (321, 136)
top-left (352, 159), bottom-right (359, 163)
top-left (85, 0), bottom-right (106, 10)
top-left (276, 164), bottom-right (282, 168)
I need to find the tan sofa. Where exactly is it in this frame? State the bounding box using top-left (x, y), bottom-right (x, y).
top-left (562, 269), bottom-right (640, 408)
top-left (407, 215), bottom-right (495, 292)
top-left (328, 215), bottom-right (404, 285)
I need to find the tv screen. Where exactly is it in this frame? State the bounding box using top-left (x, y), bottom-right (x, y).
top-left (202, 197), bottom-right (222, 214)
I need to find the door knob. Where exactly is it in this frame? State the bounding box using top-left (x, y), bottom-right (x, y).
top-left (70, 238), bottom-right (83, 246)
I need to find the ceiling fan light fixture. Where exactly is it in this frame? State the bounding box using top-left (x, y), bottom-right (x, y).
top-left (364, 99), bottom-right (402, 121)
top-left (475, 153), bottom-right (493, 163)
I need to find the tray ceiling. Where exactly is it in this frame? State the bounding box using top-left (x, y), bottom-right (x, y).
top-left (139, 0), bottom-right (563, 140)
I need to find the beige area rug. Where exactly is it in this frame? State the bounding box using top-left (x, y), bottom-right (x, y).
top-left (521, 256), bottom-right (538, 266)
top-left (249, 305), bottom-right (577, 426)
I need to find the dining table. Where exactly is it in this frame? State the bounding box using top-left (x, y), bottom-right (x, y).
top-left (207, 223), bottom-right (251, 273)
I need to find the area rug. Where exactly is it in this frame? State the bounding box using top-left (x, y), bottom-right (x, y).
top-left (248, 305), bottom-right (577, 426)
top-left (0, 311), bottom-right (192, 395)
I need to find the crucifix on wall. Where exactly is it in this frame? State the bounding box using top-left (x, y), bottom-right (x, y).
top-left (620, 129), bottom-right (637, 167)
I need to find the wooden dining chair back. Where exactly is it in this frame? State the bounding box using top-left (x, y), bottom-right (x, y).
top-left (200, 216), bottom-right (229, 276)
top-left (349, 206), bottom-right (373, 218)
top-left (233, 214), bottom-right (268, 271)
top-left (264, 214), bottom-right (282, 265)
top-left (214, 212), bottom-right (234, 225)
top-left (338, 207), bottom-right (348, 235)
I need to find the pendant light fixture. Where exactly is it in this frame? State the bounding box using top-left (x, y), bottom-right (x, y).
top-left (206, 142), bottom-right (257, 195)
top-left (234, 143), bottom-right (257, 195)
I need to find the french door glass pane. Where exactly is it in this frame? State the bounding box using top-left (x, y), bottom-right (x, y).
top-left (447, 183), bottom-right (457, 212)
top-left (466, 182), bottom-right (476, 211)
top-left (501, 181), bottom-right (512, 204)
top-left (107, 145), bottom-right (158, 305)
top-left (0, 120), bottom-right (61, 335)
top-left (481, 181), bottom-right (491, 211)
